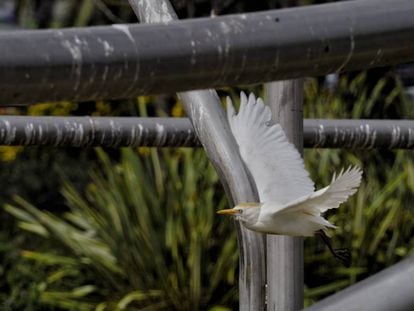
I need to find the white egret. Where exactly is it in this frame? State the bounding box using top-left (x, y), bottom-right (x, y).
top-left (218, 92), bottom-right (362, 265)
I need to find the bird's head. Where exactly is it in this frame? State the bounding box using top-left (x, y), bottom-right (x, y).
top-left (217, 202), bottom-right (261, 225)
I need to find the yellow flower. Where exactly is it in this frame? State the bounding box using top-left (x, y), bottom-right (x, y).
top-left (92, 101), bottom-right (112, 116)
top-left (0, 146), bottom-right (23, 162)
top-left (28, 101), bottom-right (77, 116)
top-left (172, 101), bottom-right (185, 117)
top-left (138, 147), bottom-right (151, 156)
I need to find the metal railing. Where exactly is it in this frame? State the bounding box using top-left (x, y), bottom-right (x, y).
top-left (0, 116), bottom-right (412, 149)
top-left (1, 0), bottom-right (414, 310)
top-left (0, 0), bottom-right (413, 105)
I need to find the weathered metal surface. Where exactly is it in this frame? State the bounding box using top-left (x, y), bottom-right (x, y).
top-left (176, 92), bottom-right (266, 311)
top-left (0, 117), bottom-right (413, 149)
top-left (0, 0), bottom-right (414, 105)
top-left (130, 1), bottom-right (266, 310)
top-left (0, 116), bottom-right (197, 147)
top-left (305, 255), bottom-right (414, 311)
top-left (265, 80), bottom-right (304, 310)
top-left (304, 119), bottom-right (414, 149)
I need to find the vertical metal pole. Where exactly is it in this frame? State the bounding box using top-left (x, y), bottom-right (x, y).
top-left (265, 80), bottom-right (304, 310)
top-left (130, 1), bottom-right (266, 310)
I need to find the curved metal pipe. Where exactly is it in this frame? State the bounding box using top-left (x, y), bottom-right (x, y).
top-left (129, 1), bottom-right (265, 310)
top-left (305, 256), bottom-right (414, 311)
top-left (0, 0), bottom-right (413, 104)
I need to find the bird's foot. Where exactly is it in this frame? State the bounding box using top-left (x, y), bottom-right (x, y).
top-left (332, 248), bottom-right (352, 268)
top-left (316, 230), bottom-right (352, 267)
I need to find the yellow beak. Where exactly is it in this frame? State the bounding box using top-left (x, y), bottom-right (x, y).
top-left (217, 209), bottom-right (238, 215)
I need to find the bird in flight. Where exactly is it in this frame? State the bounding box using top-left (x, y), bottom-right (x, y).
top-left (217, 92), bottom-right (362, 266)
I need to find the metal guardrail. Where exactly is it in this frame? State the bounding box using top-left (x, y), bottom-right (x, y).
top-left (1, 0), bottom-right (414, 310)
top-left (305, 255), bottom-right (414, 311)
top-left (0, 116), bottom-right (412, 149)
top-left (265, 80), bottom-right (305, 310)
top-left (0, 0), bottom-right (413, 104)
top-left (129, 2), bottom-right (266, 309)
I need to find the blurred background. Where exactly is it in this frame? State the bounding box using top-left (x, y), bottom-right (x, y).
top-left (1, 0), bottom-right (414, 310)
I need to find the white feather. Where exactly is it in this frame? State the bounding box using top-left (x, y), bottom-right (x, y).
top-left (276, 166), bottom-right (363, 215)
top-left (226, 93), bottom-right (363, 236)
top-left (227, 92), bottom-right (314, 204)
top-left (256, 166), bottom-right (362, 235)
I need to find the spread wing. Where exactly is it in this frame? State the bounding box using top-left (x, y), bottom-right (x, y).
top-left (275, 166), bottom-right (362, 215)
top-left (259, 166), bottom-right (362, 235)
top-left (227, 92), bottom-right (314, 204)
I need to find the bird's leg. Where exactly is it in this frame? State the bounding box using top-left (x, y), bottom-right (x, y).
top-left (316, 230), bottom-right (351, 267)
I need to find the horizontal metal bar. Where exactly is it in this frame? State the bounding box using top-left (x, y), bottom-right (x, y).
top-left (0, 116), bottom-right (413, 149)
top-left (0, 116), bottom-right (198, 147)
top-left (305, 255), bottom-right (414, 311)
top-left (0, 0), bottom-right (413, 105)
top-left (304, 119), bottom-right (414, 149)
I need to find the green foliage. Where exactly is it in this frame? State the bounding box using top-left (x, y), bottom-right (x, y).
top-left (4, 148), bottom-right (237, 310)
top-left (6, 0), bottom-right (414, 309)
top-left (0, 147), bottom-right (92, 208)
top-left (3, 72), bottom-right (414, 309)
top-left (303, 72), bottom-right (414, 305)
